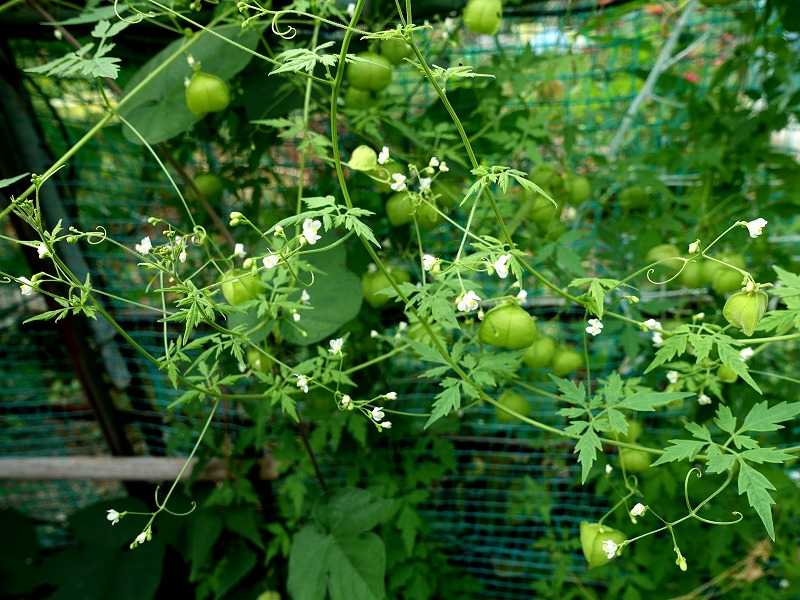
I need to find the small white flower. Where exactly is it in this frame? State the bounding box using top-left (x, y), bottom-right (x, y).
top-left (694, 312), bottom-right (705, 320)
top-left (371, 406), bottom-right (385, 422)
top-left (262, 253), bottom-right (279, 269)
top-left (296, 375), bottom-right (309, 394)
top-left (234, 243), bottom-right (246, 258)
top-left (601, 539), bottom-right (619, 560)
top-left (178, 249), bottom-right (187, 264)
top-left (419, 177), bottom-right (432, 192)
top-left (493, 254), bottom-right (512, 279)
top-left (666, 370), bottom-right (679, 384)
top-left (390, 173), bottom-right (407, 192)
top-left (37, 242), bottom-right (49, 259)
top-left (744, 218), bottom-right (767, 238)
top-left (439, 162), bottom-right (449, 172)
top-left (697, 393), bottom-right (711, 406)
top-left (605, 464), bottom-right (613, 475)
top-left (380, 421), bottom-right (392, 430)
top-left (456, 290), bottom-right (481, 312)
top-left (370, 329), bottom-right (379, 338)
top-left (229, 211), bottom-right (243, 226)
top-left (106, 509), bottom-right (121, 525)
top-left (643, 318), bottom-right (662, 331)
top-left (384, 391), bottom-right (397, 400)
top-left (135, 236), bottom-right (152, 255)
top-left (516, 289), bottom-right (528, 302)
top-left (292, 311), bottom-right (301, 322)
top-left (378, 146), bottom-right (390, 165)
top-left (302, 218), bottom-right (322, 245)
top-left (18, 276), bottom-right (34, 296)
top-left (341, 394), bottom-right (352, 409)
top-left (477, 308), bottom-right (484, 320)
top-left (630, 503), bottom-right (647, 518)
top-left (739, 347), bottom-right (754, 361)
top-left (300, 289), bottom-right (311, 304)
top-left (688, 240), bottom-right (700, 254)
top-left (397, 322), bottom-right (408, 332)
top-left (561, 206), bottom-right (577, 221)
top-left (652, 332), bottom-right (664, 347)
top-left (329, 338), bottom-right (344, 355)
top-left (274, 225), bottom-right (285, 237)
top-left (346, 2), bottom-right (355, 16)
top-left (429, 156), bottom-right (440, 168)
top-left (131, 530), bottom-right (149, 548)
top-left (54, 29), bottom-right (62, 40)
top-left (187, 54), bottom-right (196, 67)
top-left (422, 254), bottom-right (440, 273)
top-left (586, 318), bottom-right (604, 337)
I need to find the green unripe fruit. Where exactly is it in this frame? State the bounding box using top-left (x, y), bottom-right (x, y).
top-left (247, 345), bottom-right (272, 374)
top-left (381, 38), bottom-right (412, 64)
top-left (349, 145), bottom-right (378, 171)
top-left (522, 336), bottom-right (557, 369)
top-left (376, 159), bottom-right (405, 193)
top-left (220, 270), bottom-right (263, 305)
top-left (530, 195), bottom-right (558, 228)
top-left (385, 193), bottom-right (439, 228)
top-left (723, 290), bottom-right (768, 336)
top-left (432, 180), bottom-right (462, 209)
top-left (580, 522), bottom-right (626, 568)
top-left (679, 261), bottom-right (704, 288)
top-left (256, 592), bottom-right (281, 600)
top-left (619, 185), bottom-right (649, 210)
top-left (620, 448), bottom-right (651, 473)
top-left (617, 421), bottom-right (643, 443)
top-left (478, 304), bottom-right (537, 350)
top-left (495, 390), bottom-right (530, 423)
top-left (711, 269), bottom-right (743, 295)
top-left (551, 347), bottom-right (583, 377)
top-left (565, 175), bottom-right (591, 204)
top-left (645, 243), bottom-right (681, 264)
top-left (347, 52), bottom-right (393, 92)
top-left (463, 0), bottom-right (503, 35)
top-left (185, 72), bottom-right (230, 116)
top-left (344, 86), bottom-right (373, 107)
top-left (530, 164), bottom-right (560, 190)
top-left (189, 173), bottom-right (224, 203)
top-left (718, 364), bottom-right (738, 383)
top-left (362, 268), bottom-right (410, 309)
top-left (538, 80), bottom-right (565, 101)
top-left (701, 254), bottom-right (745, 285)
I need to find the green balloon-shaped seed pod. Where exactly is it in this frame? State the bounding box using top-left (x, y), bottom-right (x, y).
top-left (723, 290), bottom-right (768, 336)
top-left (220, 269), bottom-right (263, 305)
top-left (619, 448), bottom-right (651, 473)
top-left (494, 390), bottom-right (531, 423)
top-left (551, 347), bottom-right (584, 377)
top-left (463, 0), bottom-right (503, 35)
top-left (381, 38), bottom-right (413, 64)
top-left (718, 364), bottom-right (738, 383)
top-left (580, 522), bottom-right (627, 568)
top-left (347, 52), bottom-right (393, 92)
top-left (188, 173), bottom-right (224, 203)
top-left (478, 303), bottom-right (537, 349)
top-left (362, 268), bottom-right (410, 309)
top-left (522, 336), bottom-right (557, 369)
top-left (185, 71), bottom-right (231, 116)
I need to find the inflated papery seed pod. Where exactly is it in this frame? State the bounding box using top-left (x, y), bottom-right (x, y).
top-left (478, 303), bottom-right (537, 349)
top-left (463, 0), bottom-right (503, 35)
top-left (522, 336), bottom-right (556, 369)
top-left (185, 72), bottom-right (230, 116)
top-left (723, 290), bottom-right (768, 336)
top-left (580, 522), bottom-right (627, 568)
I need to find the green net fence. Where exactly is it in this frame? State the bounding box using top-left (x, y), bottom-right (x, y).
top-left (1, 3), bottom-right (796, 597)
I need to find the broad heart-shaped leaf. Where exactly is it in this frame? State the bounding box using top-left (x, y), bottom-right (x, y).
top-left (313, 488), bottom-right (397, 536)
top-left (288, 526), bottom-right (386, 600)
top-left (327, 533), bottom-right (386, 600)
top-left (118, 25), bottom-right (261, 144)
top-left (281, 240), bottom-right (362, 345)
top-left (288, 526), bottom-right (332, 600)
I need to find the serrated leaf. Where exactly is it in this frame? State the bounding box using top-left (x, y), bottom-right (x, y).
top-left (741, 400), bottom-right (800, 433)
top-left (705, 445), bottom-right (736, 474)
top-left (652, 439), bottom-right (707, 466)
top-left (717, 341), bottom-right (761, 394)
top-left (550, 376), bottom-right (587, 406)
top-left (685, 422), bottom-right (711, 441)
top-left (425, 384), bottom-right (461, 428)
top-left (616, 390), bottom-right (691, 411)
top-left (714, 404), bottom-right (737, 434)
top-left (574, 427), bottom-right (602, 483)
top-left (740, 447), bottom-right (793, 464)
top-left (645, 334), bottom-right (689, 372)
top-left (737, 461), bottom-right (776, 540)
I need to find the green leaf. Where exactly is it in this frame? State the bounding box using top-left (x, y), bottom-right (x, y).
top-left (118, 25), bottom-right (261, 144)
top-left (209, 541), bottom-right (257, 600)
top-left (705, 445), bottom-right (736, 474)
top-left (651, 439), bottom-right (707, 466)
top-left (281, 241), bottom-right (362, 345)
top-left (327, 533), bottom-right (386, 600)
top-left (685, 422), bottom-right (711, 441)
top-left (737, 461), bottom-right (777, 540)
top-left (574, 427), bottom-right (602, 483)
top-left (425, 383), bottom-right (461, 428)
top-left (717, 341), bottom-right (761, 394)
top-left (740, 447), bottom-right (793, 464)
top-left (314, 488), bottom-right (397, 536)
top-left (645, 333), bottom-right (689, 372)
top-left (616, 390), bottom-right (691, 411)
top-left (713, 404), bottom-right (737, 434)
top-left (0, 172), bottom-right (29, 189)
top-left (288, 526), bottom-right (332, 600)
top-left (741, 400), bottom-right (800, 433)
top-left (550, 376), bottom-right (587, 406)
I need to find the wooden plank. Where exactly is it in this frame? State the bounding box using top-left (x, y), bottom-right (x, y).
top-left (0, 456), bottom-right (279, 481)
